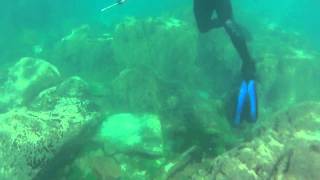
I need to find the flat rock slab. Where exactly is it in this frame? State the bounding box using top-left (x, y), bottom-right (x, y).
top-left (97, 113), bottom-right (164, 157)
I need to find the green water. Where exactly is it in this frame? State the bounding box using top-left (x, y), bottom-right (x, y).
top-left (0, 1), bottom-right (320, 180)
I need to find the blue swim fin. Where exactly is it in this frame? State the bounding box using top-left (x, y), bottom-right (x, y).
top-left (234, 80), bottom-right (248, 125)
top-left (248, 80), bottom-right (258, 122)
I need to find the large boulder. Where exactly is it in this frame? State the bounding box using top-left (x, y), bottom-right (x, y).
top-left (0, 63), bottom-right (100, 180)
top-left (0, 57), bottom-right (61, 108)
top-left (0, 96), bottom-right (100, 180)
top-left (47, 112), bottom-right (164, 180)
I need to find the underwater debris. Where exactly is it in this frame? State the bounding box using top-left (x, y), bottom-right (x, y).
top-left (163, 146), bottom-right (199, 180)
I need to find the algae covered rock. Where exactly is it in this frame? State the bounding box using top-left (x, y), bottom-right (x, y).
top-left (0, 97), bottom-right (100, 180)
top-left (0, 59), bottom-right (102, 180)
top-left (0, 57), bottom-right (61, 107)
top-left (30, 76), bottom-right (90, 111)
top-left (181, 102), bottom-right (320, 180)
top-left (30, 86), bottom-right (58, 110)
top-left (280, 143), bottom-right (320, 180)
top-left (56, 76), bottom-right (89, 98)
top-left (97, 113), bottom-right (164, 157)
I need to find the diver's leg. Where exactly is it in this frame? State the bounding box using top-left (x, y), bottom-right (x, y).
top-left (225, 21), bottom-right (257, 123)
top-left (193, 0), bottom-right (223, 33)
top-left (216, 0), bottom-right (256, 80)
top-left (216, 0), bottom-right (257, 124)
top-left (225, 23), bottom-right (256, 80)
top-left (215, 0), bottom-right (234, 21)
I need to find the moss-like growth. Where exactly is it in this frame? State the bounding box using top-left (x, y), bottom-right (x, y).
top-left (112, 17), bottom-right (198, 83)
top-left (111, 67), bottom-right (161, 113)
top-left (50, 25), bottom-right (118, 82)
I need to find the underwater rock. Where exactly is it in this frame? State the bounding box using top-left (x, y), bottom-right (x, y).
top-left (62, 149), bottom-right (122, 180)
top-left (0, 57), bottom-right (61, 107)
top-left (30, 76), bottom-right (90, 111)
top-left (30, 86), bottom-right (59, 111)
top-left (278, 143), bottom-right (320, 180)
top-left (164, 102), bottom-right (320, 179)
top-left (179, 102), bottom-right (320, 180)
top-left (56, 76), bottom-right (89, 98)
top-left (89, 155), bottom-right (121, 180)
top-left (0, 97), bottom-right (100, 180)
top-left (97, 113), bottom-right (164, 157)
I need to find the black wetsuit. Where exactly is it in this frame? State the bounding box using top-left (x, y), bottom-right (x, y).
top-left (193, 0), bottom-right (255, 80)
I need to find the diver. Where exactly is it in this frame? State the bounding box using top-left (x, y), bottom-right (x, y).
top-left (102, 0), bottom-right (257, 125)
top-left (193, 0), bottom-right (257, 125)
